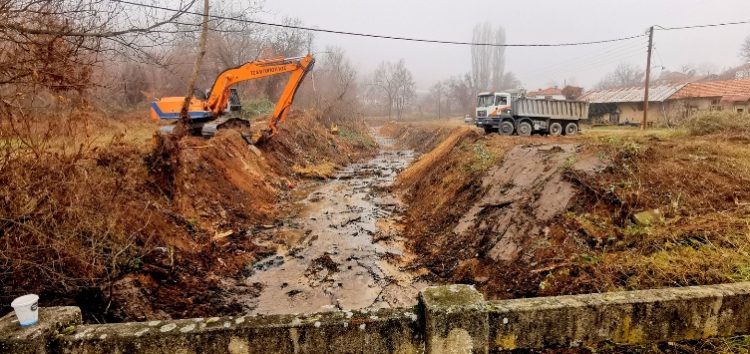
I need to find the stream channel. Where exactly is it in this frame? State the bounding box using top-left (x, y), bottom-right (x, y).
top-left (245, 131), bottom-right (427, 315)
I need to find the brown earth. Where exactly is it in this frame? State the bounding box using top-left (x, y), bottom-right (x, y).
top-left (386, 123), bottom-right (750, 303)
top-left (1, 110), bottom-right (377, 322)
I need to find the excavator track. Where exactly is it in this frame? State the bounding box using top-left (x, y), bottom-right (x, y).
top-left (201, 117), bottom-right (253, 143)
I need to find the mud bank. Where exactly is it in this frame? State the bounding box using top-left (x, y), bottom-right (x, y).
top-left (242, 131), bottom-right (428, 315)
top-left (1, 111), bottom-right (379, 322)
top-left (388, 122), bottom-right (750, 303)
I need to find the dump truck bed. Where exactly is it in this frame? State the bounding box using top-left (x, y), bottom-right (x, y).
top-left (512, 99), bottom-right (589, 120)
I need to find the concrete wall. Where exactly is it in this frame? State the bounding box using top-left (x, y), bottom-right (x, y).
top-left (4, 283), bottom-right (750, 353)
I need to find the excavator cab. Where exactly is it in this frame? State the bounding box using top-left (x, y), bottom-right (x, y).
top-left (227, 89), bottom-right (242, 115)
top-left (149, 54), bottom-right (315, 141)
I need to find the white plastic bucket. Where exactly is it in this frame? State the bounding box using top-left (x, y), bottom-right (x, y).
top-left (11, 294), bottom-right (39, 327)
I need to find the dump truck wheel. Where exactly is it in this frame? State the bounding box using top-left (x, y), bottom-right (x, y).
top-left (564, 122), bottom-right (579, 135)
top-left (499, 121), bottom-right (515, 136)
top-left (517, 121), bottom-right (532, 136)
top-left (549, 122), bottom-right (563, 136)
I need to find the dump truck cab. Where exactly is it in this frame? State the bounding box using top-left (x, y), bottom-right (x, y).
top-left (475, 91), bottom-right (516, 134)
top-left (476, 92), bottom-right (511, 121)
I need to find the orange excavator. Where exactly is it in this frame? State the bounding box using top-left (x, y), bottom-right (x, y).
top-left (149, 54), bottom-right (315, 142)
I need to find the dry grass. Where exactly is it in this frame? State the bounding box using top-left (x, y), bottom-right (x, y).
top-left (682, 111), bottom-right (750, 136)
top-left (0, 118), bottom-right (183, 306)
top-left (555, 128), bottom-right (750, 293)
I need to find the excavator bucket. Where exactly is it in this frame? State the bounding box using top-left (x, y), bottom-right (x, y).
top-left (252, 129), bottom-right (275, 145)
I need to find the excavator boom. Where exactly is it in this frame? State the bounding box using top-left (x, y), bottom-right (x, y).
top-left (150, 54), bottom-right (315, 139)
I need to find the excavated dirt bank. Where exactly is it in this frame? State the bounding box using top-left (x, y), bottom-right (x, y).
top-left (386, 123), bottom-right (750, 301)
top-left (1, 111), bottom-right (379, 322)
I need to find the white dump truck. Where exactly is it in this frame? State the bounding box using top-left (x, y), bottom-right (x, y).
top-left (474, 91), bottom-right (589, 136)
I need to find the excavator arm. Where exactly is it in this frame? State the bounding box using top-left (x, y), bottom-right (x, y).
top-left (205, 54), bottom-right (315, 135)
top-left (150, 54), bottom-right (315, 139)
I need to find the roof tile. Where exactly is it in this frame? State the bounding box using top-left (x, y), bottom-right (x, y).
top-left (670, 78), bottom-right (750, 99)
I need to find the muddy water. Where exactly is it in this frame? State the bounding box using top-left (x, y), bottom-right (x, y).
top-left (245, 132), bottom-right (427, 315)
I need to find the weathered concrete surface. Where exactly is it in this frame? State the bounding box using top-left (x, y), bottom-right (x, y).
top-left (59, 307), bottom-right (422, 354)
top-left (488, 282), bottom-right (750, 350)
top-left (420, 285), bottom-right (488, 354)
top-left (0, 306), bottom-right (81, 354)
top-left (6, 283), bottom-right (750, 353)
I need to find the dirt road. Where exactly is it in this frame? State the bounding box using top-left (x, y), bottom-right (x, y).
top-left (244, 131), bottom-right (427, 315)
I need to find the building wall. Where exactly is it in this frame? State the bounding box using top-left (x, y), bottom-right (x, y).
top-left (590, 97), bottom-right (749, 126)
top-left (589, 102), bottom-right (667, 126)
top-left (665, 98), bottom-right (749, 124)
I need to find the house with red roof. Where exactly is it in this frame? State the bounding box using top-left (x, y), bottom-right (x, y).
top-left (669, 78), bottom-right (750, 117)
top-left (580, 78), bottom-right (750, 126)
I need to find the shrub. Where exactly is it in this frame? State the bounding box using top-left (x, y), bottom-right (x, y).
top-left (682, 111), bottom-right (750, 136)
top-left (241, 98), bottom-right (274, 119)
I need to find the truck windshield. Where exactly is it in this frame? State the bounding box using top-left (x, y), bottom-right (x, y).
top-left (477, 95), bottom-right (494, 107)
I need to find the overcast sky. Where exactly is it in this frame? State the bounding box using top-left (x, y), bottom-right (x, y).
top-left (257, 0), bottom-right (750, 91)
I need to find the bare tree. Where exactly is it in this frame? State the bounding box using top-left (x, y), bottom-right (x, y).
top-left (499, 72), bottom-right (521, 90)
top-left (0, 0), bottom-right (201, 156)
top-left (596, 63), bottom-right (646, 89)
top-left (741, 35), bottom-right (750, 63)
top-left (370, 59), bottom-right (416, 119)
top-left (490, 27), bottom-right (507, 90)
top-left (262, 17), bottom-right (314, 98)
top-left (471, 22), bottom-right (492, 92)
top-left (471, 22), bottom-right (506, 92)
top-left (429, 81), bottom-right (445, 118)
top-left (312, 46), bottom-right (359, 123)
top-left (446, 74), bottom-right (475, 115)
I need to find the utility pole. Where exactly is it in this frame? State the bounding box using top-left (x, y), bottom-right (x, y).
top-left (437, 83), bottom-right (442, 119)
top-left (641, 26), bottom-right (654, 130)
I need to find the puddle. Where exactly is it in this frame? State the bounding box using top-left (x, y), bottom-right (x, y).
top-left (243, 131), bottom-right (428, 315)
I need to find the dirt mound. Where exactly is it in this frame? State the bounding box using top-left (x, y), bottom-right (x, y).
top-left (174, 131), bottom-right (281, 232)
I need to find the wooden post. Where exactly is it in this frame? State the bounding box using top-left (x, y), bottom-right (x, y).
top-left (180, 0), bottom-right (210, 126)
top-left (642, 26), bottom-right (654, 130)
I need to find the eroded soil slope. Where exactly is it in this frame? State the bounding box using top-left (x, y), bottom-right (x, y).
top-left (1, 111), bottom-right (378, 322)
top-left (387, 123), bottom-right (750, 300)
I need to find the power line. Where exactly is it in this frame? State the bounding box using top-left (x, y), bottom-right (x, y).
top-left (532, 39), bottom-right (647, 78)
top-left (111, 0), bottom-right (647, 47)
top-left (534, 45), bottom-right (648, 82)
top-left (656, 19), bottom-right (750, 31)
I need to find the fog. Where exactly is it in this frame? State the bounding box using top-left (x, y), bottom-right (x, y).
top-left (260, 0), bottom-right (750, 90)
